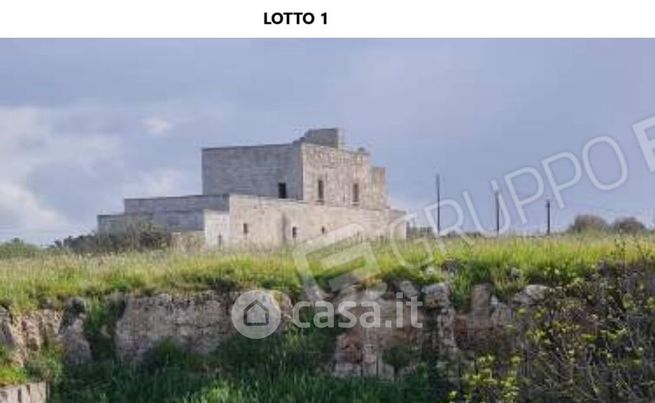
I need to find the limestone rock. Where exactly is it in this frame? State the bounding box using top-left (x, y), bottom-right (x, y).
top-left (435, 306), bottom-right (458, 352)
top-left (512, 284), bottom-right (550, 307)
top-left (0, 382), bottom-right (46, 403)
top-left (422, 283), bottom-right (450, 309)
top-left (469, 283), bottom-right (493, 319)
top-left (454, 284), bottom-right (516, 352)
top-left (0, 303), bottom-right (94, 367)
top-left (332, 285), bottom-right (360, 306)
top-left (0, 308), bottom-right (62, 366)
top-left (490, 302), bottom-right (513, 328)
top-left (58, 316), bottom-right (92, 366)
top-left (115, 292), bottom-right (235, 362)
top-left (332, 296), bottom-right (424, 379)
top-left (395, 280), bottom-right (419, 299)
top-left (0, 307), bottom-right (19, 361)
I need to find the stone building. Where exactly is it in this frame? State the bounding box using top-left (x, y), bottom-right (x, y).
top-left (98, 128), bottom-right (406, 248)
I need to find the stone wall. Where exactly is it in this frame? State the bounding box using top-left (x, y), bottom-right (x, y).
top-left (201, 138), bottom-right (387, 210)
top-left (98, 210), bottom-right (208, 234)
top-left (0, 300), bottom-right (91, 368)
top-left (300, 143), bottom-right (387, 210)
top-left (0, 281), bottom-right (549, 391)
top-left (0, 382), bottom-right (46, 403)
top-left (226, 194), bottom-right (405, 247)
top-left (202, 144), bottom-right (303, 199)
top-left (295, 128), bottom-right (344, 149)
top-left (114, 292), bottom-right (236, 361)
top-left (370, 167), bottom-right (387, 209)
top-left (124, 195), bottom-right (229, 214)
top-left (203, 210), bottom-right (230, 248)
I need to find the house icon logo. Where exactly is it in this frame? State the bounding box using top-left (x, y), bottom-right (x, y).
top-left (231, 290), bottom-right (282, 339)
top-left (244, 300), bottom-right (269, 326)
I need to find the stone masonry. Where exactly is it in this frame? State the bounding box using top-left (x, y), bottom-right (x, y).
top-left (98, 128), bottom-right (406, 248)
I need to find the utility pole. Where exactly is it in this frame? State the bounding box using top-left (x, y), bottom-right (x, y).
top-left (546, 198), bottom-right (551, 236)
top-left (435, 173), bottom-right (441, 237)
top-left (494, 190), bottom-right (500, 236)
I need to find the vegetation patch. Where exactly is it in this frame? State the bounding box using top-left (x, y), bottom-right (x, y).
top-left (50, 327), bottom-right (437, 403)
top-left (1, 234), bottom-right (653, 311)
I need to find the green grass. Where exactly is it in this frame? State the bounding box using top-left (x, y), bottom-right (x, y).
top-left (0, 345), bottom-right (27, 387)
top-left (1, 233), bottom-right (654, 397)
top-left (0, 365), bottom-right (27, 387)
top-left (1, 233), bottom-right (653, 311)
top-left (50, 328), bottom-right (438, 403)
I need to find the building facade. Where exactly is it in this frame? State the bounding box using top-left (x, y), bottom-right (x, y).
top-left (98, 128), bottom-right (406, 248)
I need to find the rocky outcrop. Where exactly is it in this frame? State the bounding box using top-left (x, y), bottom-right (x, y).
top-left (512, 284), bottom-right (549, 307)
top-left (332, 288), bottom-right (424, 379)
top-left (422, 283), bottom-right (450, 309)
top-left (0, 382), bottom-right (46, 403)
top-left (331, 281), bottom-right (461, 380)
top-left (0, 308), bottom-right (62, 366)
top-left (0, 299), bottom-right (93, 368)
top-left (454, 284), bottom-right (515, 352)
top-left (114, 291), bottom-right (236, 362)
top-left (0, 282), bottom-right (552, 385)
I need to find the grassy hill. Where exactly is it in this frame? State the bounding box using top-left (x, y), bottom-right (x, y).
top-left (0, 233), bottom-right (651, 310)
top-left (1, 233), bottom-right (654, 401)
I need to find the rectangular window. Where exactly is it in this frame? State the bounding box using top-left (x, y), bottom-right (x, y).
top-left (317, 179), bottom-right (325, 203)
top-left (352, 183), bottom-right (360, 205)
top-left (278, 182), bottom-right (287, 199)
top-left (243, 223), bottom-right (249, 236)
top-left (292, 226), bottom-right (298, 239)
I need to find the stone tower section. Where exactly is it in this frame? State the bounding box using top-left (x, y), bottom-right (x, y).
top-left (201, 144), bottom-right (303, 199)
top-left (295, 128), bottom-right (344, 149)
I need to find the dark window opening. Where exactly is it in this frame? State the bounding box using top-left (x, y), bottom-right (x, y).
top-left (321, 226), bottom-right (327, 235)
top-left (278, 182), bottom-right (287, 199)
top-left (292, 226), bottom-right (298, 239)
top-left (317, 179), bottom-right (325, 203)
top-left (243, 223), bottom-right (249, 236)
top-left (352, 183), bottom-right (360, 205)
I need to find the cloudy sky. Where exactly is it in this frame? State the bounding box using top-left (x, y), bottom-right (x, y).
top-left (2, 39), bottom-right (655, 244)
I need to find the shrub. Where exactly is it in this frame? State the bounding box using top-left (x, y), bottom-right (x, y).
top-left (456, 258), bottom-right (655, 401)
top-left (52, 223), bottom-right (171, 254)
top-left (520, 259), bottom-right (655, 401)
top-left (612, 216), bottom-right (647, 234)
top-left (568, 214), bottom-right (609, 233)
top-left (0, 238), bottom-right (41, 259)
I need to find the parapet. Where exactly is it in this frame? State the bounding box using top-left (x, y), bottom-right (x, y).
top-left (295, 128), bottom-right (344, 149)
